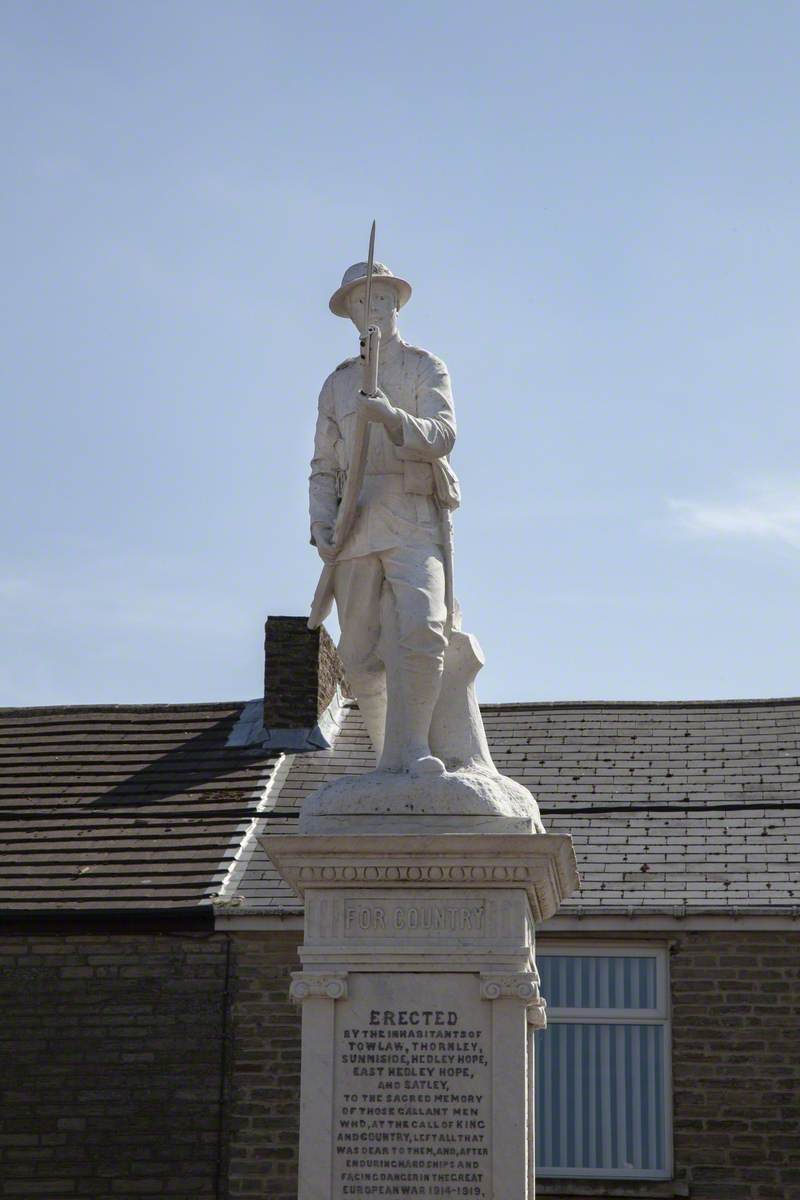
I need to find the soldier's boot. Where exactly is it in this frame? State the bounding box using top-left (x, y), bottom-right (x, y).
top-left (347, 669), bottom-right (388, 767)
top-left (399, 655), bottom-right (446, 776)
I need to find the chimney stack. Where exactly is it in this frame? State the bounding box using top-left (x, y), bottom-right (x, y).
top-left (263, 616), bottom-right (346, 733)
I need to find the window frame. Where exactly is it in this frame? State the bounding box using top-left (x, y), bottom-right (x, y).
top-left (534, 940), bottom-right (673, 1181)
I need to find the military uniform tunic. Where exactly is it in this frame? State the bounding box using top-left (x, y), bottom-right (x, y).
top-left (309, 337), bottom-right (456, 560)
top-left (309, 336), bottom-right (456, 681)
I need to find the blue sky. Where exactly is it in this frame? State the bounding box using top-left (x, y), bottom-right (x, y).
top-left (2, 1), bottom-right (799, 706)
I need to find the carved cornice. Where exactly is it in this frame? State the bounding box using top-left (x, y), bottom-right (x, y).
top-left (261, 834), bottom-right (580, 924)
top-left (289, 971), bottom-right (349, 1003)
top-left (297, 862), bottom-right (533, 886)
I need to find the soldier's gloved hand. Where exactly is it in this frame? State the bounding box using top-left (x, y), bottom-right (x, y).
top-left (311, 522), bottom-right (338, 564)
top-left (358, 388), bottom-right (403, 439)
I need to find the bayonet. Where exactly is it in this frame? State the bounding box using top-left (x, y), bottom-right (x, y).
top-left (359, 219), bottom-right (380, 398)
top-left (362, 219), bottom-right (376, 336)
top-left (309, 221), bottom-right (380, 629)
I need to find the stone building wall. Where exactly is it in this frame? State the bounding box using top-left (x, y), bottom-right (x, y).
top-left (670, 929), bottom-right (800, 1200)
top-left (224, 930), bottom-right (302, 1200)
top-left (538, 928), bottom-right (800, 1200)
top-left (1, 927), bottom-right (797, 1199)
top-left (0, 927), bottom-right (304, 1200)
top-left (0, 929), bottom-right (230, 1200)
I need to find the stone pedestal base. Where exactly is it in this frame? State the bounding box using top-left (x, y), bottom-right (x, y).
top-left (263, 834), bottom-right (579, 1200)
top-left (297, 768), bottom-right (545, 835)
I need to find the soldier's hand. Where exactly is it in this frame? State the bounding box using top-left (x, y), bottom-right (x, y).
top-left (358, 388), bottom-right (403, 437)
top-left (311, 523), bottom-right (338, 564)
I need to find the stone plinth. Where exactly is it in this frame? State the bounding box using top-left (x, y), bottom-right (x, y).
top-left (296, 768), bottom-right (545, 835)
top-left (262, 834), bottom-right (579, 1199)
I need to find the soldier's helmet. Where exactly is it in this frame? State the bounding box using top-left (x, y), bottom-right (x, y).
top-left (329, 262), bottom-right (412, 317)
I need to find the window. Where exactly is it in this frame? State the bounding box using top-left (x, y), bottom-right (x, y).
top-left (535, 944), bottom-right (672, 1179)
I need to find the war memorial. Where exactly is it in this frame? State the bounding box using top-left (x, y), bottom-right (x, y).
top-left (263, 226), bottom-right (579, 1197)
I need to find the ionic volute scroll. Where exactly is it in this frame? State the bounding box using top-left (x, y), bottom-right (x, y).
top-left (289, 971), bottom-right (349, 1003)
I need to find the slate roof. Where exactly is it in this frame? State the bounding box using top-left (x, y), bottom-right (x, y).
top-left (2, 697), bottom-right (799, 919)
top-left (239, 698), bottom-right (800, 916)
top-left (0, 703), bottom-right (281, 914)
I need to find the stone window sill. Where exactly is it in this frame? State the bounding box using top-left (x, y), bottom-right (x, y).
top-left (537, 1179), bottom-right (689, 1199)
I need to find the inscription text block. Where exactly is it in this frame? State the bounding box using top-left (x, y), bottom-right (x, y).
top-left (334, 973), bottom-right (491, 1198)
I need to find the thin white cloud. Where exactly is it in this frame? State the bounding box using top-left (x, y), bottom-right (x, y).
top-left (669, 482), bottom-right (800, 549)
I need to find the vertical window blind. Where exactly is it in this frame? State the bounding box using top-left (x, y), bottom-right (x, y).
top-left (535, 948), bottom-right (671, 1179)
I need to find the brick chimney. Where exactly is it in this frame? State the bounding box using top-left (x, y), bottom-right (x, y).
top-left (263, 616), bottom-right (347, 733)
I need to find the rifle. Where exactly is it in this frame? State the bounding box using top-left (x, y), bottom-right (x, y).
top-left (308, 222), bottom-right (379, 629)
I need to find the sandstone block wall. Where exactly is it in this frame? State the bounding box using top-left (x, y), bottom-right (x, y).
top-left (1, 926), bottom-right (796, 1199)
top-left (0, 930), bottom-right (230, 1200)
top-left (670, 929), bottom-right (800, 1200)
top-left (539, 928), bottom-right (800, 1200)
top-left (225, 931), bottom-right (302, 1199)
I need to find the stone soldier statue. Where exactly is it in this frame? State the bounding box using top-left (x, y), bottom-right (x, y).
top-left (309, 258), bottom-right (459, 776)
top-left (302, 233), bottom-right (543, 833)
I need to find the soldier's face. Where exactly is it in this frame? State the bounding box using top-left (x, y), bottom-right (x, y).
top-left (346, 283), bottom-right (398, 335)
